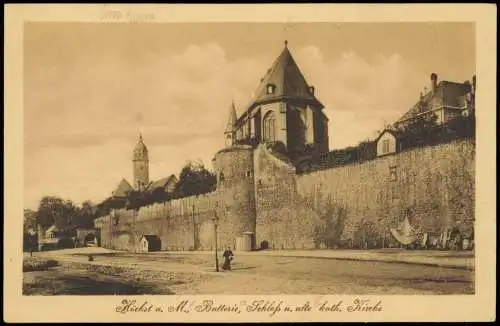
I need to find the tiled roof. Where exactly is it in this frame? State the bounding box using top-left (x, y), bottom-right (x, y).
top-left (396, 80), bottom-right (472, 124)
top-left (238, 42), bottom-right (323, 123)
top-left (111, 178), bottom-right (134, 197)
top-left (144, 175), bottom-right (178, 193)
top-left (374, 128), bottom-right (401, 143)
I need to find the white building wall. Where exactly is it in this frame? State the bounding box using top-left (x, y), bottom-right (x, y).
top-left (376, 132), bottom-right (397, 157)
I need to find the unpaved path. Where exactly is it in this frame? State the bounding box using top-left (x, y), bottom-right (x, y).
top-left (24, 248), bottom-right (474, 295)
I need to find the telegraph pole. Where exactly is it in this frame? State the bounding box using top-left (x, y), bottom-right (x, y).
top-left (212, 202), bottom-right (220, 272)
top-left (192, 204), bottom-right (197, 251)
top-left (132, 209), bottom-right (137, 253)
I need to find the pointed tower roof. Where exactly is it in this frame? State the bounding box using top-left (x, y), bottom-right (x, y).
top-left (133, 133), bottom-right (148, 161)
top-left (243, 40), bottom-right (323, 114)
top-left (112, 178), bottom-right (134, 197)
top-left (224, 101), bottom-right (238, 134)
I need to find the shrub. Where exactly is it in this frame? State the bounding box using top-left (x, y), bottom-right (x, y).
top-left (23, 258), bottom-right (59, 272)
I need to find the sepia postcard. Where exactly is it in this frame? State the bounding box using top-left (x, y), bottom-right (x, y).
top-left (3, 4), bottom-right (497, 323)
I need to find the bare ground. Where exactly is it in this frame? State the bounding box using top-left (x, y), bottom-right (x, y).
top-left (23, 249), bottom-right (474, 295)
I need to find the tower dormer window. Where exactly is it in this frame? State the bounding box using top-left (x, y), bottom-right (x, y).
top-left (266, 84), bottom-right (276, 95)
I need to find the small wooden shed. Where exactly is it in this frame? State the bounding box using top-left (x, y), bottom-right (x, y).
top-left (139, 235), bottom-right (162, 252)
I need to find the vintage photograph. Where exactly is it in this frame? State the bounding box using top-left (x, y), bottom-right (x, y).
top-left (22, 21), bottom-right (477, 296)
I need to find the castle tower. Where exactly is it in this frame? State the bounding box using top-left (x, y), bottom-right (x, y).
top-left (230, 40), bottom-right (329, 156)
top-left (132, 133), bottom-right (149, 191)
top-left (224, 101), bottom-right (237, 147)
top-left (212, 144), bottom-right (257, 251)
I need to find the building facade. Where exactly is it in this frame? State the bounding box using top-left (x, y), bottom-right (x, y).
top-left (227, 41), bottom-right (329, 157)
top-left (94, 42), bottom-right (476, 252)
top-left (394, 73), bottom-right (476, 129)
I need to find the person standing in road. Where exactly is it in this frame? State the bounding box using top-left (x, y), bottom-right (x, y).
top-left (222, 246), bottom-right (234, 271)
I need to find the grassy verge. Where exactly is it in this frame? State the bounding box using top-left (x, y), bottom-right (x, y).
top-left (23, 260), bottom-right (215, 295)
top-left (23, 257), bottom-right (59, 272)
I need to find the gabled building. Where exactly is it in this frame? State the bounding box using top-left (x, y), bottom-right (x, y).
top-left (394, 73), bottom-right (476, 129)
top-left (103, 134), bottom-right (179, 207)
top-left (111, 178), bottom-right (134, 198)
top-left (138, 234), bottom-right (162, 252)
top-left (225, 41), bottom-right (329, 157)
top-left (143, 174), bottom-right (178, 196)
top-left (375, 129), bottom-right (401, 157)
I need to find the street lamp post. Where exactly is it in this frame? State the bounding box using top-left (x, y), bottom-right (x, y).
top-left (212, 203), bottom-right (220, 272)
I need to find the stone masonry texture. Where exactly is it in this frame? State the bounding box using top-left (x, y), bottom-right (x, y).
top-left (95, 139), bottom-right (475, 251)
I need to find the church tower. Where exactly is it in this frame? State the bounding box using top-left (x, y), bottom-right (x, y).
top-left (133, 133), bottom-right (149, 191)
top-left (229, 40), bottom-right (329, 156)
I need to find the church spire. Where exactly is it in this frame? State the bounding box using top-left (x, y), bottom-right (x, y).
top-left (224, 101), bottom-right (238, 147)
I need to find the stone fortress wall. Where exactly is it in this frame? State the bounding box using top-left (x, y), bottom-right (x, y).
top-left (95, 138), bottom-right (475, 252)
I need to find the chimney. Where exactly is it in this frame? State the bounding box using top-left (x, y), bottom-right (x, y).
top-left (430, 73), bottom-right (438, 93)
top-left (309, 86), bottom-right (315, 95)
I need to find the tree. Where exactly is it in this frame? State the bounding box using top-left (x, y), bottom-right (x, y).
top-left (125, 189), bottom-right (146, 210)
top-left (23, 208), bottom-right (37, 234)
top-left (356, 140), bottom-right (377, 162)
top-left (37, 196), bottom-right (78, 230)
top-left (397, 113), bottom-right (439, 149)
top-left (95, 197), bottom-right (127, 216)
top-left (319, 200), bottom-right (348, 249)
top-left (73, 200), bottom-right (96, 229)
top-left (445, 113), bottom-right (476, 140)
top-left (308, 194), bottom-right (348, 249)
top-left (173, 161), bottom-right (217, 198)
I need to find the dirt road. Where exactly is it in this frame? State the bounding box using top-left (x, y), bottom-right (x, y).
top-left (23, 248), bottom-right (474, 295)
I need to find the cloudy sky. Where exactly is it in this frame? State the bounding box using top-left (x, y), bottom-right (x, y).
top-left (24, 22), bottom-right (475, 209)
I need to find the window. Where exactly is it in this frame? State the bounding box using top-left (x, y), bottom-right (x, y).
top-left (266, 84), bottom-right (276, 95)
top-left (219, 172), bottom-right (225, 183)
top-left (242, 121), bottom-right (248, 138)
top-left (389, 166), bottom-right (397, 182)
top-left (382, 139), bottom-right (390, 154)
top-left (262, 111), bottom-right (276, 142)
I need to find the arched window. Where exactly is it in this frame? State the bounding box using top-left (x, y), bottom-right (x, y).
top-left (262, 111), bottom-right (276, 142)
